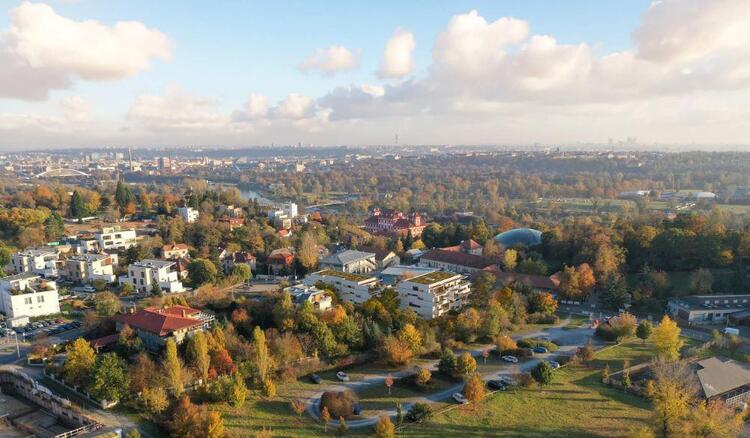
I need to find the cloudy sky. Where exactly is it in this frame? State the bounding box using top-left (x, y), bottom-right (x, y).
top-left (1, 0), bottom-right (749, 149)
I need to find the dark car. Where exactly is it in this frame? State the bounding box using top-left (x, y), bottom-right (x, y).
top-left (532, 346), bottom-right (548, 354)
top-left (310, 374), bottom-right (322, 384)
top-left (487, 380), bottom-right (507, 390)
top-left (71, 321), bottom-right (82, 328)
top-left (353, 403), bottom-right (362, 415)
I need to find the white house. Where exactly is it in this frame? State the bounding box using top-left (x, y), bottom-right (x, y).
top-left (178, 207), bottom-right (200, 223)
top-left (61, 253), bottom-right (117, 284)
top-left (0, 273), bottom-right (61, 318)
top-left (120, 259), bottom-right (185, 294)
top-left (10, 248), bottom-right (60, 277)
top-left (96, 227), bottom-right (137, 251)
top-left (304, 269), bottom-right (379, 305)
top-left (284, 284), bottom-right (333, 311)
top-left (396, 271), bottom-right (471, 319)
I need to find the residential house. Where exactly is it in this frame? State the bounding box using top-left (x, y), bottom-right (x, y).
top-left (162, 243), bottom-right (190, 260)
top-left (223, 251), bottom-right (257, 274)
top-left (120, 259), bottom-right (186, 294)
top-left (218, 216), bottom-right (244, 230)
top-left (177, 207), bottom-right (199, 223)
top-left (396, 271), bottom-right (471, 319)
top-left (96, 227), bottom-right (137, 251)
top-left (0, 273), bottom-right (60, 318)
top-left (113, 305), bottom-right (214, 350)
top-left (357, 245), bottom-right (401, 269)
top-left (363, 208), bottom-right (426, 238)
top-left (60, 253), bottom-right (117, 284)
top-left (9, 248), bottom-right (60, 277)
top-left (266, 248), bottom-right (295, 275)
top-left (440, 239), bottom-right (483, 256)
top-left (320, 250), bottom-right (377, 274)
top-left (304, 269), bottom-right (379, 305)
top-left (284, 284), bottom-right (333, 311)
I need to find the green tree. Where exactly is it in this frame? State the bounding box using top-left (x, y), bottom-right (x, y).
top-left (231, 263), bottom-right (253, 282)
top-left (273, 292), bottom-right (295, 331)
top-left (70, 190), bottom-right (88, 219)
top-left (189, 258), bottom-right (218, 285)
top-left (164, 338), bottom-right (184, 397)
top-left (438, 348), bottom-right (457, 377)
top-left (636, 320), bottom-right (653, 344)
top-left (115, 180), bottom-right (135, 210)
top-left (94, 291), bottom-right (120, 316)
top-left (531, 361), bottom-right (553, 389)
top-left (90, 353), bottom-right (129, 402)
top-left (251, 326), bottom-right (273, 388)
top-left (455, 352), bottom-right (477, 379)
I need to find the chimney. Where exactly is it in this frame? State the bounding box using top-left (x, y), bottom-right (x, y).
top-left (182, 309), bottom-right (187, 318)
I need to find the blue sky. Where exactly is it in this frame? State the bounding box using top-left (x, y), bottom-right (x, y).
top-left (1, 0), bottom-right (749, 148)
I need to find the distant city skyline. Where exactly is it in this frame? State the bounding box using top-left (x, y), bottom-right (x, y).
top-left (1, 0), bottom-right (749, 149)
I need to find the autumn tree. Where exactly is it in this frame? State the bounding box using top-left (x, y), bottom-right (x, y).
top-left (529, 292), bottom-right (558, 314)
top-left (373, 415), bottom-right (395, 438)
top-left (396, 323), bottom-right (422, 354)
top-left (455, 353), bottom-right (477, 379)
top-left (502, 249), bottom-right (518, 271)
top-left (291, 399), bottom-right (306, 419)
top-left (648, 360), bottom-right (697, 438)
top-left (651, 316), bottom-right (683, 361)
top-left (321, 406), bottom-right (331, 432)
top-left (297, 231), bottom-right (319, 271)
top-left (273, 291), bottom-right (296, 332)
top-left (495, 335), bottom-right (517, 353)
top-left (464, 373), bottom-right (485, 404)
top-left (415, 367), bottom-right (432, 386)
top-left (169, 396), bottom-right (201, 437)
top-left (188, 331), bottom-right (210, 383)
top-left (203, 411), bottom-right (225, 438)
top-left (64, 338), bottom-right (96, 388)
top-left (164, 338), bottom-right (184, 397)
top-left (94, 292), bottom-right (120, 317)
top-left (685, 399), bottom-right (744, 438)
top-left (381, 336), bottom-right (413, 366)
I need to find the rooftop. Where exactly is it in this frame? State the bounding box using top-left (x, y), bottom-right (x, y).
top-left (420, 248), bottom-right (497, 270)
top-left (494, 227), bottom-right (543, 247)
top-left (132, 259), bottom-right (176, 269)
top-left (697, 357), bottom-right (750, 398)
top-left (321, 249), bottom-right (376, 266)
top-left (313, 269), bottom-right (374, 282)
top-left (113, 306), bottom-right (204, 337)
top-left (670, 294), bottom-right (750, 312)
top-left (0, 272), bottom-right (40, 282)
top-left (408, 270), bottom-right (461, 285)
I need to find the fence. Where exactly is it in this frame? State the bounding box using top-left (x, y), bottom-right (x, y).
top-left (43, 370), bottom-right (118, 409)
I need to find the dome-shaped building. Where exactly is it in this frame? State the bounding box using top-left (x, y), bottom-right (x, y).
top-left (493, 227), bottom-right (543, 248)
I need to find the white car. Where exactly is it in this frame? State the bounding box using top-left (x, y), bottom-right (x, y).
top-left (501, 355), bottom-right (519, 363)
top-left (452, 393), bottom-right (469, 404)
top-left (336, 371), bottom-right (350, 382)
top-left (547, 360), bottom-right (561, 369)
top-left (499, 376), bottom-right (516, 386)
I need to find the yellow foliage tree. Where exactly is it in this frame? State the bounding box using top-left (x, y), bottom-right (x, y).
top-left (651, 315), bottom-right (683, 361)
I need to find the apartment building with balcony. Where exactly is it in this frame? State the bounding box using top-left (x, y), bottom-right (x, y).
top-left (304, 269), bottom-right (379, 305)
top-left (396, 271), bottom-right (471, 319)
top-left (120, 259), bottom-right (185, 294)
top-left (10, 248), bottom-right (60, 278)
top-left (0, 273), bottom-right (60, 318)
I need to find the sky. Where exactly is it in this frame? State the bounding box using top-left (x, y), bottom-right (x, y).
top-left (1, 0), bottom-right (749, 149)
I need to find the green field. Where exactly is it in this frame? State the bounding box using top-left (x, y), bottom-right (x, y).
top-left (206, 339), bottom-right (670, 438)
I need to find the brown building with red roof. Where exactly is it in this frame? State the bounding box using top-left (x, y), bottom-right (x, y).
top-left (364, 208), bottom-right (426, 238)
top-left (113, 305), bottom-right (214, 350)
top-left (266, 248), bottom-right (295, 275)
top-left (440, 239), bottom-right (483, 256)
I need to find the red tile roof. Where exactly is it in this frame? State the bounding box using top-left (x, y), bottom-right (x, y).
top-left (114, 306), bottom-right (203, 337)
top-left (89, 334), bottom-right (119, 349)
top-left (421, 249), bottom-right (497, 270)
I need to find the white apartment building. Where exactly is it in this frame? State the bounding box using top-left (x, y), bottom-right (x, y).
top-left (0, 273), bottom-right (61, 318)
top-left (120, 259), bottom-right (185, 294)
top-left (10, 248), bottom-right (59, 277)
top-left (61, 253), bottom-right (117, 284)
top-left (319, 250), bottom-right (377, 274)
top-left (284, 284), bottom-right (333, 312)
top-left (177, 207), bottom-right (200, 223)
top-left (396, 271), bottom-right (471, 320)
top-left (96, 227), bottom-right (137, 250)
top-left (267, 202), bottom-right (298, 220)
top-left (304, 269), bottom-right (379, 305)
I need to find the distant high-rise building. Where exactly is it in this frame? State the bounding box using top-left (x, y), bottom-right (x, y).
top-left (158, 157), bottom-right (171, 169)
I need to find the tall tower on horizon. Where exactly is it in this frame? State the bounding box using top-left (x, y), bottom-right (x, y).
top-left (128, 147), bottom-right (133, 171)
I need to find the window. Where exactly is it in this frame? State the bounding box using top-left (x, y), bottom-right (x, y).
top-left (412, 286), bottom-right (418, 291)
top-left (24, 297), bottom-right (32, 305)
top-left (37, 296), bottom-right (44, 303)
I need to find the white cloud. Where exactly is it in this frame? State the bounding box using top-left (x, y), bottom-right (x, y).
top-left (274, 93), bottom-right (315, 119)
top-left (59, 95), bottom-right (92, 122)
top-left (231, 93), bottom-right (270, 122)
top-left (127, 84), bottom-right (227, 131)
top-left (377, 28), bottom-right (415, 78)
top-left (299, 45), bottom-right (360, 75)
top-left (0, 1), bottom-right (172, 100)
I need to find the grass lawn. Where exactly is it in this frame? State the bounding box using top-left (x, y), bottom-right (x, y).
top-left (397, 342), bottom-right (657, 438)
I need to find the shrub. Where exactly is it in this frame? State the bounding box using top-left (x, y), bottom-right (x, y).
top-left (517, 338), bottom-right (559, 352)
top-left (320, 390), bottom-right (359, 418)
top-left (517, 373), bottom-right (534, 388)
top-left (526, 312), bottom-right (559, 324)
top-left (406, 402), bottom-right (432, 423)
top-left (415, 367), bottom-right (432, 387)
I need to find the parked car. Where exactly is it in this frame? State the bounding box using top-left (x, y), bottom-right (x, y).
top-left (487, 380), bottom-right (507, 390)
top-left (499, 376), bottom-right (515, 386)
top-left (532, 346), bottom-right (548, 354)
top-left (547, 360), bottom-right (561, 369)
top-left (310, 374), bottom-right (322, 384)
top-left (81, 286), bottom-right (96, 293)
top-left (452, 393), bottom-right (469, 404)
top-left (353, 403), bottom-right (362, 415)
top-left (501, 355), bottom-right (519, 363)
top-left (336, 371), bottom-right (350, 382)
top-left (71, 321), bottom-right (82, 328)
top-left (55, 319), bottom-right (65, 324)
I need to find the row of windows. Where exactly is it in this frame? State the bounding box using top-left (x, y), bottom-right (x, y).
top-left (23, 295), bottom-right (45, 305)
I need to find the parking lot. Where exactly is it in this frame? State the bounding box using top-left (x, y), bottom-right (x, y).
top-left (1, 319), bottom-right (82, 342)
